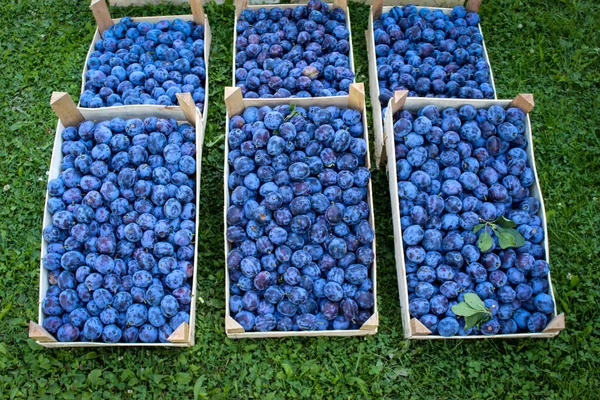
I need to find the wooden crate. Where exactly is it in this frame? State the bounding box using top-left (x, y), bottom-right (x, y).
top-left (109, 0), bottom-right (190, 5)
top-left (29, 92), bottom-right (205, 347)
top-left (384, 91), bottom-right (565, 339)
top-left (366, 0), bottom-right (496, 169)
top-left (80, 0), bottom-right (212, 122)
top-left (223, 83), bottom-right (379, 338)
top-left (110, 0), bottom-right (462, 5)
top-left (232, 0), bottom-right (355, 101)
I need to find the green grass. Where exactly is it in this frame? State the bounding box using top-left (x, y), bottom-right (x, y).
top-left (0, 0), bottom-right (599, 398)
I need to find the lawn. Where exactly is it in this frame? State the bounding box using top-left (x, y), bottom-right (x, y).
top-left (0, 0), bottom-right (599, 398)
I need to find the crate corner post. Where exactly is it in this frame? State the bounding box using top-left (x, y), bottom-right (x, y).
top-left (224, 86), bottom-right (244, 117)
top-left (410, 318), bottom-right (432, 337)
top-left (391, 90), bottom-right (409, 111)
top-left (372, 0), bottom-right (383, 20)
top-left (359, 311), bottom-right (379, 333)
top-left (510, 93), bottom-right (535, 113)
top-left (543, 313), bottom-right (565, 334)
top-left (29, 321), bottom-right (57, 343)
top-left (190, 0), bottom-right (205, 25)
top-left (89, 0), bottom-right (113, 36)
top-left (333, 0), bottom-right (347, 12)
top-left (348, 82), bottom-right (365, 112)
top-left (234, 0), bottom-right (248, 18)
top-left (176, 92), bottom-right (197, 125)
top-left (50, 92), bottom-right (85, 128)
top-left (167, 322), bottom-right (191, 344)
top-left (225, 315), bottom-right (246, 336)
top-left (466, 0), bottom-right (483, 13)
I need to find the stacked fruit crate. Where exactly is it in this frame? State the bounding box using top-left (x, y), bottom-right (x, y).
top-left (366, 0), bottom-right (496, 167)
top-left (30, 0), bottom-right (210, 347)
top-left (223, 0), bottom-right (379, 337)
top-left (366, 1), bottom-right (564, 338)
top-left (30, 0), bottom-right (564, 345)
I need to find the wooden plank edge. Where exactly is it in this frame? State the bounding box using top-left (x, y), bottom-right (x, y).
top-left (509, 93), bottom-right (535, 113)
top-left (345, 0), bottom-right (355, 77)
top-left (477, 23), bottom-right (497, 100)
top-left (50, 92), bottom-right (85, 127)
top-left (202, 16), bottom-right (211, 122)
top-left (90, 0), bottom-right (113, 36)
top-left (408, 331), bottom-right (560, 340)
top-left (383, 106), bottom-right (411, 338)
top-left (29, 321), bottom-right (57, 342)
top-left (227, 329), bottom-right (377, 339)
top-left (167, 321), bottom-right (190, 343)
top-left (365, 17), bottom-right (385, 170)
top-left (410, 317), bottom-right (432, 336)
top-left (375, 90), bottom-right (408, 170)
top-left (37, 340), bottom-right (192, 347)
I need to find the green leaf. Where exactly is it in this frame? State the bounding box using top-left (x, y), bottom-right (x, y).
top-left (347, 377), bottom-right (370, 397)
top-left (451, 302), bottom-right (481, 317)
top-left (464, 314), bottom-right (479, 330)
top-left (496, 228), bottom-right (517, 249)
top-left (194, 377), bottom-right (208, 400)
top-left (495, 215), bottom-right (517, 228)
top-left (464, 312), bottom-right (491, 330)
top-left (0, 302), bottom-right (11, 321)
top-left (10, 123), bottom-right (23, 131)
top-left (569, 275), bottom-right (580, 290)
top-left (477, 229), bottom-right (494, 252)
top-left (473, 224), bottom-right (486, 233)
top-left (477, 312), bottom-right (491, 326)
top-left (175, 372), bottom-right (191, 385)
top-left (504, 228), bottom-right (526, 247)
top-left (281, 361), bottom-right (294, 378)
top-left (87, 369), bottom-right (104, 387)
top-left (496, 227), bottom-right (526, 248)
top-left (26, 339), bottom-right (43, 351)
top-left (284, 104), bottom-right (300, 121)
top-left (464, 293), bottom-right (487, 312)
